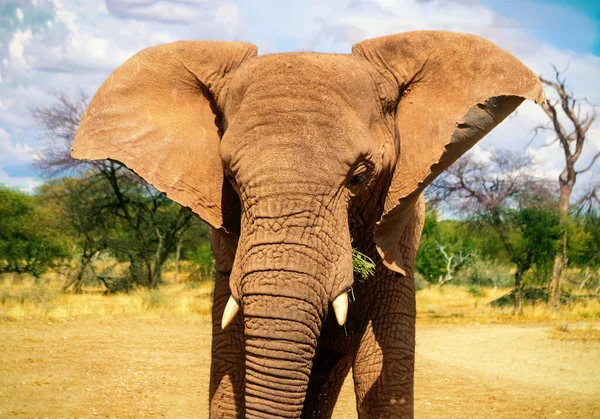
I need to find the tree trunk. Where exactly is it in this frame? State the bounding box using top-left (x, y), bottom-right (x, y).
top-left (173, 239), bottom-right (182, 282)
top-left (549, 233), bottom-right (566, 311)
top-left (150, 264), bottom-right (162, 288)
top-left (73, 266), bottom-right (86, 293)
top-left (150, 246), bottom-right (171, 289)
top-left (63, 250), bottom-right (95, 293)
top-left (578, 267), bottom-right (591, 292)
top-left (549, 182), bottom-right (572, 312)
top-left (514, 267), bottom-right (524, 316)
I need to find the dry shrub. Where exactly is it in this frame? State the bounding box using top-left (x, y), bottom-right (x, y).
top-left (2, 271), bottom-right (598, 324)
top-left (416, 285), bottom-right (600, 324)
top-left (550, 323), bottom-right (600, 343)
top-left (0, 273), bottom-right (213, 321)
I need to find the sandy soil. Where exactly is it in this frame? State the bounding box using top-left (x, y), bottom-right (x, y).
top-left (1, 319), bottom-right (598, 418)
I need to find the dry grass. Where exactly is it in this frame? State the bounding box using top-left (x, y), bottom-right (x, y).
top-left (549, 322), bottom-right (600, 342)
top-left (2, 273), bottom-right (599, 325)
top-left (1, 273), bottom-right (599, 418)
top-left (0, 273), bottom-right (213, 321)
top-left (416, 285), bottom-right (600, 325)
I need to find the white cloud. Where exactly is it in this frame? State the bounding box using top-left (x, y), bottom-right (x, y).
top-left (15, 8), bottom-right (24, 23)
top-left (282, 0), bottom-right (599, 189)
top-left (0, 84), bottom-right (52, 128)
top-left (0, 168), bottom-right (41, 193)
top-left (0, 128), bottom-right (37, 167)
top-left (8, 29), bottom-right (32, 63)
top-left (105, 0), bottom-right (230, 24)
top-left (215, 2), bottom-right (240, 37)
top-left (0, 0), bottom-right (248, 190)
top-left (294, 0), bottom-right (499, 51)
top-left (470, 144), bottom-right (492, 164)
top-left (0, 0), bottom-right (597, 195)
top-left (53, 0), bottom-right (79, 32)
top-left (526, 143), bottom-right (564, 180)
top-left (2, 0), bottom-right (243, 78)
top-left (589, 127), bottom-right (600, 152)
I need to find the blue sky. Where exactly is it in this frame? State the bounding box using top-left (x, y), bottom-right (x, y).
top-left (490, 0), bottom-right (600, 54)
top-left (0, 0), bottom-right (599, 194)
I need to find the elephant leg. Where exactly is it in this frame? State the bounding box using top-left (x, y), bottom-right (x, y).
top-left (352, 278), bottom-right (416, 419)
top-left (301, 347), bottom-right (352, 419)
top-left (352, 195), bottom-right (424, 418)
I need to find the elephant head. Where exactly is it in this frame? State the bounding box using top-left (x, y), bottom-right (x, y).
top-left (72, 31), bottom-right (542, 417)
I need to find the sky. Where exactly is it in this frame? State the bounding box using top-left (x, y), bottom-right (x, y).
top-left (0, 0), bottom-right (599, 195)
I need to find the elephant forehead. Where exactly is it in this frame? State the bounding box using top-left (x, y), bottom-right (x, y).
top-left (219, 54), bottom-right (389, 179)
top-left (223, 52), bottom-right (384, 121)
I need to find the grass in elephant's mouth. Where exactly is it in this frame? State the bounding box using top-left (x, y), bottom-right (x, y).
top-left (351, 245), bottom-right (376, 281)
top-left (2, 273), bottom-right (598, 325)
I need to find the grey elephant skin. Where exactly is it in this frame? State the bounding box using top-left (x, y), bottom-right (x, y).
top-left (71, 31), bottom-right (542, 418)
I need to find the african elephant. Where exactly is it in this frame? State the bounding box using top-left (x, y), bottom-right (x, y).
top-left (71, 31), bottom-right (542, 418)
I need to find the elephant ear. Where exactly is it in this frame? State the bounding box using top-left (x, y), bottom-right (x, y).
top-left (72, 41), bottom-right (257, 231)
top-left (352, 31), bottom-right (543, 274)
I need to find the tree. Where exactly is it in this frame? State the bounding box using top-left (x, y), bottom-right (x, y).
top-left (434, 240), bottom-right (471, 286)
top-left (178, 219), bottom-right (213, 281)
top-left (31, 92), bottom-right (197, 290)
top-left (428, 150), bottom-right (560, 314)
top-left (569, 191), bottom-right (600, 294)
top-left (37, 178), bottom-right (116, 291)
top-left (537, 66), bottom-right (598, 311)
top-left (415, 211), bottom-right (447, 283)
top-left (0, 186), bottom-right (70, 278)
top-left (416, 211), bottom-right (475, 285)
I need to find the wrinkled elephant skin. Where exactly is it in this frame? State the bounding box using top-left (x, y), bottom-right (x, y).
top-left (71, 31), bottom-right (542, 418)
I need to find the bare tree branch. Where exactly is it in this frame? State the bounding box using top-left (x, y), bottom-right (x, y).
top-left (31, 91), bottom-right (196, 289)
top-left (576, 181), bottom-right (600, 215)
top-left (576, 150), bottom-right (600, 175)
top-left (539, 68), bottom-right (598, 184)
top-left (435, 241), bottom-right (471, 286)
top-left (538, 65), bottom-right (598, 311)
top-left (428, 149), bottom-right (555, 214)
top-left (30, 90), bottom-right (90, 176)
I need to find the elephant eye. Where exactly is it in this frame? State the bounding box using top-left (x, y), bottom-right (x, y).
top-left (347, 160), bottom-right (373, 190)
top-left (349, 173), bottom-right (367, 186)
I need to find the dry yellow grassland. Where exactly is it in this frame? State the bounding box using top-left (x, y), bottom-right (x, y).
top-left (1, 273), bottom-right (599, 418)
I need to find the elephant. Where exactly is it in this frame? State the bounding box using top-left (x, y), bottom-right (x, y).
top-left (71, 31), bottom-right (542, 418)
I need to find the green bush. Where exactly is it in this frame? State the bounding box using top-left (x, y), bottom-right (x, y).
top-left (463, 259), bottom-right (512, 288)
top-left (189, 244), bottom-right (214, 281)
top-left (415, 212), bottom-right (446, 283)
top-left (468, 284), bottom-right (485, 297)
top-left (0, 186), bottom-right (70, 277)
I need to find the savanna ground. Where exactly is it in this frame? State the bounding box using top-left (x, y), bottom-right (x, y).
top-left (1, 275), bottom-right (599, 418)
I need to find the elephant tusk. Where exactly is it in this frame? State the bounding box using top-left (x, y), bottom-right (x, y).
top-left (332, 292), bottom-right (348, 326)
top-left (221, 296), bottom-right (240, 329)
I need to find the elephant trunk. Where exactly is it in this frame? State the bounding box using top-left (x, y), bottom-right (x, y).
top-left (229, 191), bottom-right (352, 417)
top-left (242, 271), bottom-right (325, 418)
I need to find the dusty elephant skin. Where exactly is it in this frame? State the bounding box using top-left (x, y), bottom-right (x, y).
top-left (71, 31), bottom-right (542, 418)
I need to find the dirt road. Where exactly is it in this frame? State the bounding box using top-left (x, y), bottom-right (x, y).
top-left (1, 319), bottom-right (598, 418)
top-left (413, 324), bottom-right (599, 418)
